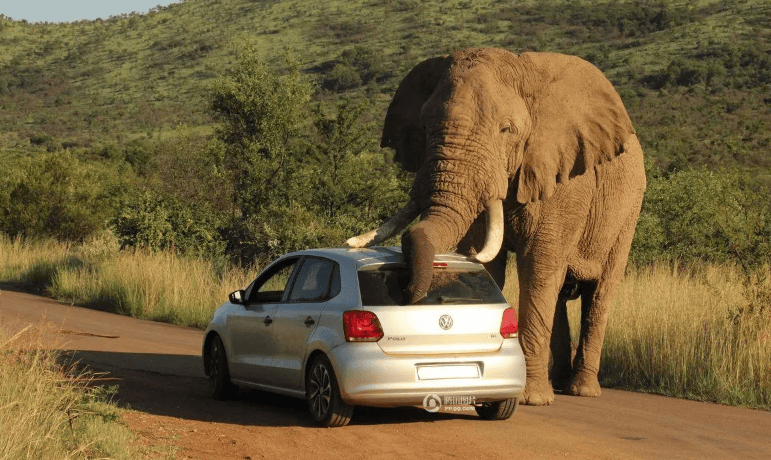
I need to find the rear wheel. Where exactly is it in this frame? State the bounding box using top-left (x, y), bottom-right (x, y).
top-left (306, 355), bottom-right (353, 427)
top-left (475, 398), bottom-right (518, 420)
top-left (208, 335), bottom-right (238, 400)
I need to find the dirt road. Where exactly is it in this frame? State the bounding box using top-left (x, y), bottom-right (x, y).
top-left (1, 288), bottom-right (769, 459)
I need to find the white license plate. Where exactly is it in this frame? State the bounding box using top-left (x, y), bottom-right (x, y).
top-left (417, 364), bottom-right (480, 380)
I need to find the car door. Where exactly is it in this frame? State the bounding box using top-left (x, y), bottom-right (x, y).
top-left (226, 257), bottom-right (300, 385)
top-left (270, 257), bottom-right (340, 390)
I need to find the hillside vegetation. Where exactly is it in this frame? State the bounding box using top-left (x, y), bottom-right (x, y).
top-left (1, 0), bottom-right (770, 266)
top-left (1, 0), bottom-right (770, 171)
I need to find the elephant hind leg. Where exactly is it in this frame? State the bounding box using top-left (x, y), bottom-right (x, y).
top-left (566, 281), bottom-right (603, 397)
top-left (566, 214), bottom-right (638, 397)
top-left (549, 296), bottom-right (572, 391)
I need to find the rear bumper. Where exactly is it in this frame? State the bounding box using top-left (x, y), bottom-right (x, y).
top-left (328, 339), bottom-right (526, 407)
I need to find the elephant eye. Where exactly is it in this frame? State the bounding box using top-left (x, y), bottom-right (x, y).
top-left (500, 125), bottom-right (513, 134)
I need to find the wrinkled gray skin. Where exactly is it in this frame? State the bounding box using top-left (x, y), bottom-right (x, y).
top-left (349, 48), bottom-right (646, 406)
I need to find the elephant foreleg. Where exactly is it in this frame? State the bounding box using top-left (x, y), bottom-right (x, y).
top-left (517, 259), bottom-right (566, 406)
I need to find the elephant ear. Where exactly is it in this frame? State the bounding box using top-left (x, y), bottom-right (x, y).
top-left (381, 56), bottom-right (452, 173)
top-left (516, 53), bottom-right (636, 203)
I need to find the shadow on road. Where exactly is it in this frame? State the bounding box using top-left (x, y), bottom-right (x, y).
top-left (65, 350), bottom-right (479, 428)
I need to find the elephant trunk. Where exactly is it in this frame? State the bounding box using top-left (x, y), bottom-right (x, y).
top-left (401, 199), bottom-right (504, 304)
top-left (401, 222), bottom-right (436, 304)
top-left (399, 134), bottom-right (509, 303)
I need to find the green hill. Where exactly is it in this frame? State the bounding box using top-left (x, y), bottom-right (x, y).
top-left (1, 0), bottom-right (770, 175)
top-left (1, 0), bottom-right (770, 267)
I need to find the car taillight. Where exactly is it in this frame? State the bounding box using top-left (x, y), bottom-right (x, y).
top-left (500, 308), bottom-right (518, 338)
top-left (343, 311), bottom-right (384, 342)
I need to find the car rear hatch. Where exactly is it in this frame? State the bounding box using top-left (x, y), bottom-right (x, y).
top-left (357, 261), bottom-right (508, 355)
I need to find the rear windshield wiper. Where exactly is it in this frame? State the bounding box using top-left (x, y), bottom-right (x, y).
top-left (436, 296), bottom-right (482, 304)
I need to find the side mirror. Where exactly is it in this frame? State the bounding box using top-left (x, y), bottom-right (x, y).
top-left (229, 290), bottom-right (245, 305)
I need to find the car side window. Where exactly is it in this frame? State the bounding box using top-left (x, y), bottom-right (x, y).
top-left (287, 257), bottom-right (338, 302)
top-left (246, 258), bottom-right (299, 304)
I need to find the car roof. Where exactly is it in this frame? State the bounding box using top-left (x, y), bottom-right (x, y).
top-left (284, 246), bottom-right (483, 269)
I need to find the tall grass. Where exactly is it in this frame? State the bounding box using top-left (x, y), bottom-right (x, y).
top-left (0, 234), bottom-right (258, 328)
top-left (598, 264), bottom-right (771, 409)
top-left (2, 235), bottom-right (769, 409)
top-left (0, 325), bottom-right (139, 459)
top-left (504, 262), bottom-right (771, 409)
top-left (50, 248), bottom-right (257, 327)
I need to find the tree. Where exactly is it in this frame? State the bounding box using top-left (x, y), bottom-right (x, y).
top-left (209, 40), bottom-right (319, 261)
top-left (112, 189), bottom-right (225, 256)
top-left (306, 100), bottom-right (408, 231)
top-left (210, 40), bottom-right (313, 219)
top-left (207, 40), bottom-right (408, 263)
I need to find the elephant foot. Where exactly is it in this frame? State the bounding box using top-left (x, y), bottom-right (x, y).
top-left (565, 372), bottom-right (602, 397)
top-left (520, 380), bottom-right (555, 406)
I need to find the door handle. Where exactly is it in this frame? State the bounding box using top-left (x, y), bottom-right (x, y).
top-left (263, 316), bottom-right (273, 326)
top-left (304, 316), bottom-right (315, 327)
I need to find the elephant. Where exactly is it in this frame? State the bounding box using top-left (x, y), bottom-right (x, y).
top-left (346, 48), bottom-right (646, 406)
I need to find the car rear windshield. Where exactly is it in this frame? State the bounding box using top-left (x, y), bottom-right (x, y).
top-left (357, 266), bottom-right (507, 306)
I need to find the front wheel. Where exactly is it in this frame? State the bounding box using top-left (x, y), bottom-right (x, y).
top-left (306, 355), bottom-right (353, 427)
top-left (208, 335), bottom-right (238, 400)
top-left (475, 398), bottom-right (518, 420)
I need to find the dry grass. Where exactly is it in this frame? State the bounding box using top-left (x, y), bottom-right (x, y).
top-left (599, 264), bottom-right (771, 408)
top-left (504, 262), bottom-right (771, 409)
top-left (50, 248), bottom-right (257, 327)
top-left (0, 234), bottom-right (258, 328)
top-left (0, 324), bottom-right (140, 460)
top-left (2, 235), bottom-right (769, 409)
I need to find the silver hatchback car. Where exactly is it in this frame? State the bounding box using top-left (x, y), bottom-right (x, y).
top-left (202, 247), bottom-right (526, 427)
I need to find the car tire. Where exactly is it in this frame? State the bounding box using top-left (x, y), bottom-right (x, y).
top-left (208, 335), bottom-right (238, 400)
top-left (475, 398), bottom-right (518, 420)
top-left (306, 355), bottom-right (354, 427)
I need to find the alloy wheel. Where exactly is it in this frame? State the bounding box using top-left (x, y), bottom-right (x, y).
top-left (209, 340), bottom-right (220, 391)
top-left (309, 363), bottom-right (332, 419)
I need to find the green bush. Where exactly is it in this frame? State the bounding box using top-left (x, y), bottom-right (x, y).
top-left (0, 151), bottom-right (128, 242)
top-left (696, 42), bottom-right (771, 89)
top-left (94, 142), bottom-right (123, 161)
top-left (122, 138), bottom-right (155, 176)
top-left (322, 45), bottom-right (392, 92)
top-left (643, 40), bottom-right (771, 90)
top-left (112, 190), bottom-right (225, 256)
top-left (306, 100), bottom-right (407, 228)
top-left (210, 40), bottom-right (313, 224)
top-left (227, 204), bottom-right (339, 263)
top-left (151, 131), bottom-right (232, 216)
top-left (210, 40), bottom-right (312, 154)
top-left (631, 166), bottom-right (771, 268)
top-left (324, 63), bottom-right (362, 91)
top-left (497, 0), bottom-right (700, 41)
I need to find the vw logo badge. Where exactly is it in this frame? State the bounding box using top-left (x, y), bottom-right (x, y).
top-left (438, 314), bottom-right (453, 330)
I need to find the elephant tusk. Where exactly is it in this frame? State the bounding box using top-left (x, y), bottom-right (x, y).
top-left (346, 200), bottom-right (419, 248)
top-left (472, 200), bottom-right (504, 263)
